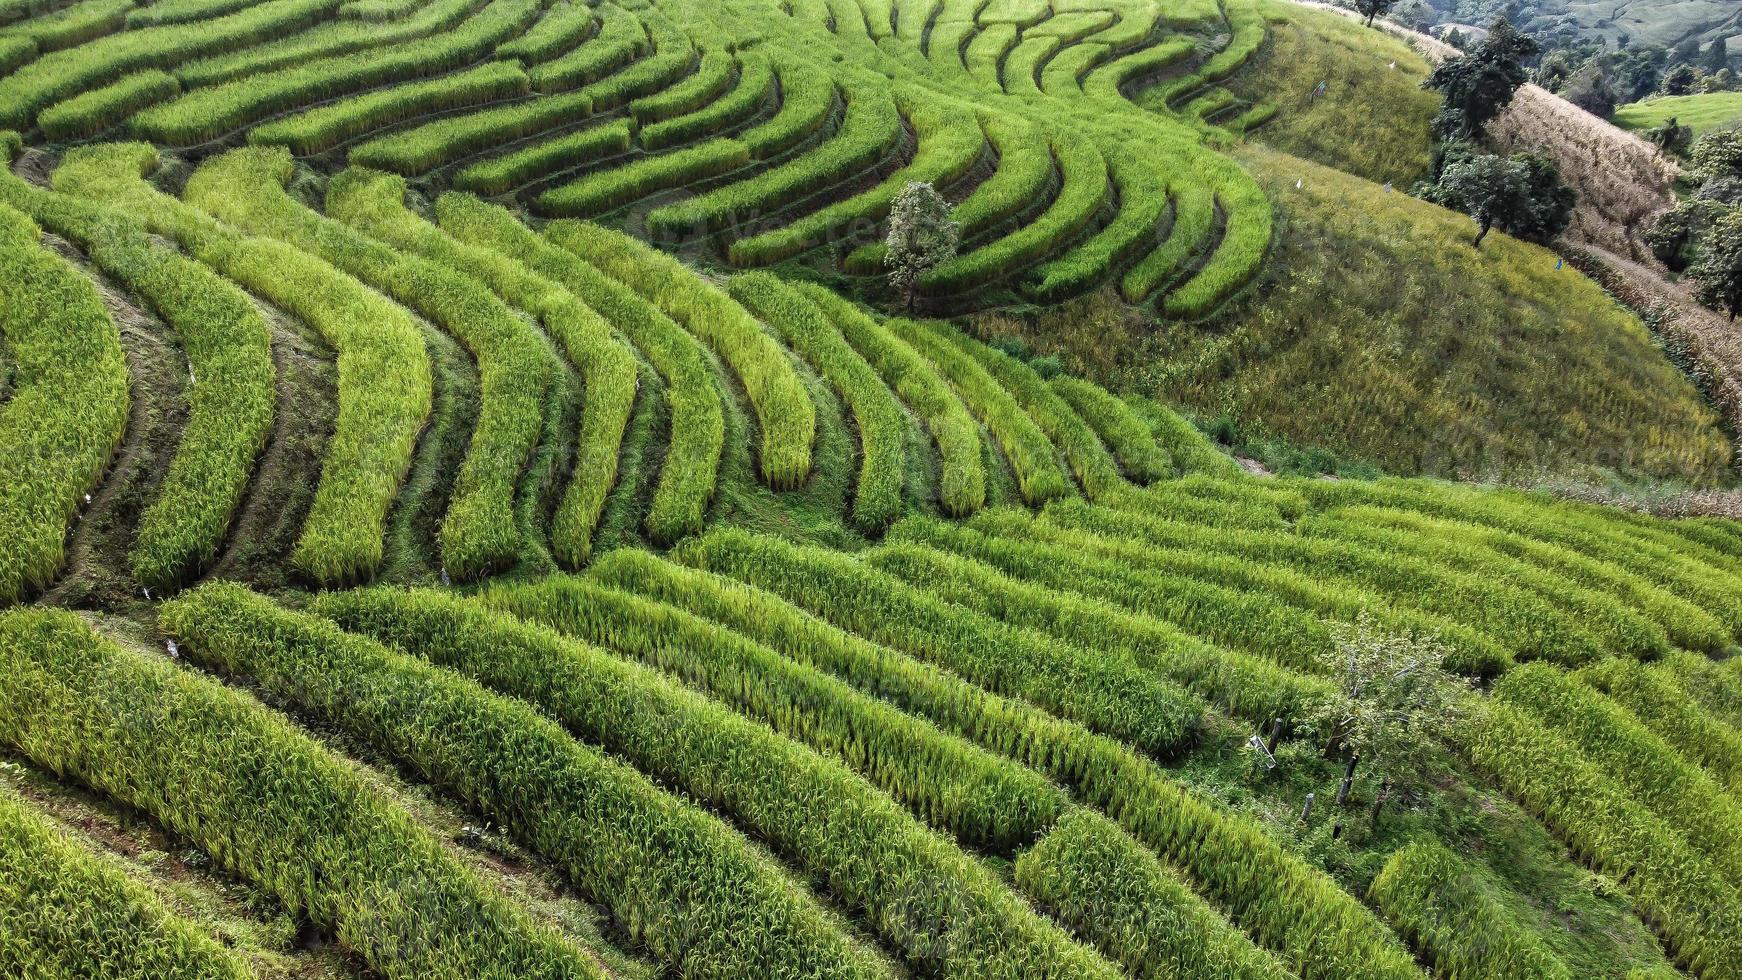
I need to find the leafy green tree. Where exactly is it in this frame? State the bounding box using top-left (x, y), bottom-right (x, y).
top-left (1703, 37), bottom-right (1731, 75)
top-left (1436, 152), bottom-right (1533, 247)
top-left (1661, 64), bottom-right (1699, 96)
top-left (1645, 116), bottom-right (1692, 157)
top-left (1422, 18), bottom-right (1539, 141)
top-left (884, 182), bottom-right (959, 310)
top-left (1510, 152), bottom-right (1577, 241)
top-left (1692, 208), bottom-right (1742, 320)
top-left (1309, 616), bottom-right (1473, 812)
top-left (1560, 65), bottom-right (1616, 117)
top-left (1692, 130), bottom-right (1742, 181)
top-left (1647, 201), bottom-right (1719, 271)
top-left (1356, 0), bottom-right (1395, 28)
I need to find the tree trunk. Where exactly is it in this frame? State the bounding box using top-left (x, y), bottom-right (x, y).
top-left (1336, 753), bottom-right (1359, 806)
top-left (1371, 780), bottom-right (1392, 826)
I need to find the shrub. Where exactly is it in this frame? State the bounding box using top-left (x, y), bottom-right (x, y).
top-left (496, 0), bottom-right (593, 64)
top-left (130, 0), bottom-right (541, 145)
top-left (548, 220), bottom-right (815, 489)
top-left (1017, 810), bottom-right (1295, 980)
top-left (890, 318), bottom-right (1071, 505)
top-left (676, 527), bottom-right (1205, 756)
top-left (730, 273), bottom-right (905, 531)
top-left (162, 582), bottom-right (885, 980)
top-left (325, 167), bottom-right (552, 579)
top-left (455, 119), bottom-right (632, 195)
top-left (0, 787), bottom-right (255, 979)
top-left (432, 193), bottom-right (637, 566)
top-left (639, 49), bottom-right (772, 150)
top-left (1369, 841), bottom-right (1572, 980)
top-left (1049, 376), bottom-right (1172, 483)
top-left (38, 70), bottom-right (178, 141)
top-left (535, 137), bottom-right (749, 215)
top-left (0, 199), bottom-right (128, 606)
top-left (0, 0), bottom-right (341, 128)
top-left (0, 606), bottom-right (604, 979)
top-left (798, 284), bottom-right (986, 514)
top-left (480, 566), bottom-right (1068, 849)
top-left (248, 61), bottom-right (530, 156)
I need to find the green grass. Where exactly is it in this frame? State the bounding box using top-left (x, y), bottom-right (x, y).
top-left (1615, 91), bottom-right (1742, 141)
top-left (1222, 0), bottom-right (1437, 188)
top-left (1111, 144), bottom-right (1733, 484)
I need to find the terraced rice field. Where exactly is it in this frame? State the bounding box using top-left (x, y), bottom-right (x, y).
top-left (4, 0), bottom-right (1742, 977)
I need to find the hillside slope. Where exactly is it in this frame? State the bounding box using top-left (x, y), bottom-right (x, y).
top-left (3, 1), bottom-right (1742, 978)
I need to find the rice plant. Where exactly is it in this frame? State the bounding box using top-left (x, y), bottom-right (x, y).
top-left (0, 198), bottom-right (128, 606)
top-left (0, 605), bottom-right (606, 979)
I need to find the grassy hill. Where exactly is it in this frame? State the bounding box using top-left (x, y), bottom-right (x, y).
top-left (1616, 91), bottom-right (1742, 140)
top-left (3, 0), bottom-right (1742, 978)
top-left (1222, 0), bottom-right (1438, 188)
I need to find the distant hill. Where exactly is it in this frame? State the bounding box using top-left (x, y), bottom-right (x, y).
top-left (1415, 0), bottom-right (1739, 56)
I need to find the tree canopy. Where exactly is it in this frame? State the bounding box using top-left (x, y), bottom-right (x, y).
top-left (884, 182), bottom-right (959, 310)
top-left (1422, 18), bottom-right (1539, 141)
